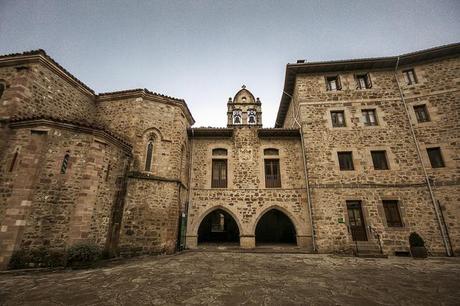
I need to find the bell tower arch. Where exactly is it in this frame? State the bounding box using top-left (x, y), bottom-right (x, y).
top-left (227, 85), bottom-right (262, 127)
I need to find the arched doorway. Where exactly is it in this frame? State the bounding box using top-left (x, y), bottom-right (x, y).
top-left (255, 209), bottom-right (296, 245)
top-left (198, 209), bottom-right (240, 245)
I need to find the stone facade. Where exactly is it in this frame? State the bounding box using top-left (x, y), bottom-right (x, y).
top-left (0, 43), bottom-right (458, 269)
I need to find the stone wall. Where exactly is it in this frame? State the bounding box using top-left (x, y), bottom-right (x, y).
top-left (97, 92), bottom-right (191, 255)
top-left (186, 127), bottom-right (313, 249)
top-left (283, 55), bottom-right (459, 255)
top-left (0, 123), bottom-right (130, 268)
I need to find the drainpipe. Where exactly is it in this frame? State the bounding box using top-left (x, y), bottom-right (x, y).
top-left (393, 56), bottom-right (452, 256)
top-left (184, 129), bottom-right (194, 248)
top-left (283, 90), bottom-right (316, 252)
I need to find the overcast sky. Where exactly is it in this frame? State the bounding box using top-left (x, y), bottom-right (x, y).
top-left (1, 0), bottom-right (459, 127)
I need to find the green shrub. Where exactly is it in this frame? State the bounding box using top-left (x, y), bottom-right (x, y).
top-left (66, 243), bottom-right (101, 268)
top-left (409, 232), bottom-right (425, 247)
top-left (8, 247), bottom-right (66, 269)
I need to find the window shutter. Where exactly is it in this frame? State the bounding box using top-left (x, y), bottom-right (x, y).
top-left (366, 73), bottom-right (372, 88)
top-left (336, 75), bottom-right (342, 90)
top-left (325, 76), bottom-right (330, 91)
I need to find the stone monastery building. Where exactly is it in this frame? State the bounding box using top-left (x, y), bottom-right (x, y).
top-left (0, 43), bottom-right (459, 268)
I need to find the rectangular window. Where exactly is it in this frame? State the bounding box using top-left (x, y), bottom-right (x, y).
top-left (413, 105), bottom-right (430, 123)
top-left (403, 69), bottom-right (417, 85)
top-left (362, 109), bottom-right (378, 126)
top-left (212, 159), bottom-right (227, 188)
top-left (356, 73), bottom-right (372, 89)
top-left (338, 152), bottom-right (354, 171)
top-left (371, 150), bottom-right (389, 170)
top-left (265, 159), bottom-right (281, 188)
top-left (383, 200), bottom-right (403, 227)
top-left (427, 147), bottom-right (445, 168)
top-left (331, 111), bottom-right (346, 127)
top-left (325, 76), bottom-right (341, 91)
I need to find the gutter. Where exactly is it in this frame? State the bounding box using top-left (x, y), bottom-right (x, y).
top-left (394, 56), bottom-right (453, 256)
top-left (283, 90), bottom-right (316, 252)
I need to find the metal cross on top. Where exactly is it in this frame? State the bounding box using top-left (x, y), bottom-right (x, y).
top-left (241, 85), bottom-right (246, 89)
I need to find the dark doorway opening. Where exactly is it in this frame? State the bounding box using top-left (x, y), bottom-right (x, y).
top-left (255, 209), bottom-right (296, 245)
top-left (346, 201), bottom-right (368, 241)
top-left (198, 209), bottom-right (240, 244)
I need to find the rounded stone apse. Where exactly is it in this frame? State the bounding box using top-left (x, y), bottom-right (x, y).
top-left (255, 209), bottom-right (297, 245)
top-left (198, 209), bottom-right (240, 245)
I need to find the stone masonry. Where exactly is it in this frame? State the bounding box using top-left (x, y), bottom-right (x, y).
top-left (0, 43), bottom-right (459, 269)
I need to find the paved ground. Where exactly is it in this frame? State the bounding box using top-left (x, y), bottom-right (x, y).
top-left (0, 251), bottom-right (459, 305)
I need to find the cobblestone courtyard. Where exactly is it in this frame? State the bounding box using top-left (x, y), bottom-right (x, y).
top-left (0, 251), bottom-right (459, 305)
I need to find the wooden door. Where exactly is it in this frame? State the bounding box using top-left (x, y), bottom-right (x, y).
top-left (347, 201), bottom-right (367, 241)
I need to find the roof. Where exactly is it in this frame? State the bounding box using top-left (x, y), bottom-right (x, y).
top-left (97, 88), bottom-right (195, 125)
top-left (0, 49), bottom-right (195, 124)
top-left (275, 42), bottom-right (460, 127)
top-left (188, 127), bottom-right (233, 138)
top-left (258, 128), bottom-right (300, 138)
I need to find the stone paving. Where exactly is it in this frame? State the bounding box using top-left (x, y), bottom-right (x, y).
top-left (0, 251), bottom-right (459, 305)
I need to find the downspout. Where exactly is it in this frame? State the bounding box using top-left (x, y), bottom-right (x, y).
top-left (184, 129), bottom-right (194, 248)
top-left (283, 90), bottom-right (316, 252)
top-left (393, 56), bottom-right (452, 256)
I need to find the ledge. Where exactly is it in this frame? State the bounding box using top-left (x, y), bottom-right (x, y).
top-left (258, 128), bottom-right (300, 138)
top-left (188, 128), bottom-right (233, 138)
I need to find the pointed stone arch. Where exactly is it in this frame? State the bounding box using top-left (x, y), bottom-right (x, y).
top-left (193, 205), bottom-right (242, 238)
top-left (253, 205), bottom-right (301, 245)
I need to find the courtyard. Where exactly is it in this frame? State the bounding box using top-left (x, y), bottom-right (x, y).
top-left (0, 251), bottom-right (459, 305)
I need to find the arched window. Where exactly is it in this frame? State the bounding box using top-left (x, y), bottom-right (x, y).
top-left (248, 109), bottom-right (256, 124)
top-left (145, 140), bottom-right (154, 172)
top-left (9, 148), bottom-right (19, 172)
top-left (233, 110), bottom-right (242, 124)
top-left (61, 152), bottom-right (70, 174)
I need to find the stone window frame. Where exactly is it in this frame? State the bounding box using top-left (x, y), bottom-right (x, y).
top-left (364, 146), bottom-right (399, 172)
top-left (354, 72), bottom-right (373, 90)
top-left (325, 107), bottom-right (352, 130)
top-left (332, 147), bottom-right (360, 173)
top-left (208, 145), bottom-right (233, 189)
top-left (407, 100), bottom-right (438, 127)
top-left (398, 66), bottom-right (426, 88)
top-left (140, 129), bottom-right (163, 175)
top-left (355, 105), bottom-right (387, 129)
top-left (377, 195), bottom-right (407, 231)
top-left (259, 145), bottom-right (284, 189)
top-left (419, 143), bottom-right (454, 170)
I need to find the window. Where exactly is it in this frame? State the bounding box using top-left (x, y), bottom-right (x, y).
top-left (0, 83), bottom-right (4, 99)
top-left (338, 152), bottom-right (354, 171)
top-left (427, 147), bottom-right (445, 168)
top-left (331, 111), bottom-right (346, 127)
top-left (233, 110), bottom-right (242, 124)
top-left (248, 109), bottom-right (256, 124)
top-left (9, 148), bottom-right (19, 172)
top-left (265, 159), bottom-right (281, 188)
top-left (413, 105), bottom-right (430, 123)
top-left (403, 69), bottom-right (417, 85)
top-left (362, 109), bottom-right (378, 126)
top-left (211, 212), bottom-right (225, 232)
top-left (60, 152), bottom-right (70, 174)
top-left (383, 200), bottom-right (403, 227)
top-left (212, 159), bottom-right (227, 188)
top-left (356, 73), bottom-right (372, 89)
top-left (325, 75), bottom-right (342, 91)
top-left (145, 141), bottom-right (154, 171)
top-left (371, 150), bottom-right (389, 170)
top-left (105, 163), bottom-right (111, 181)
